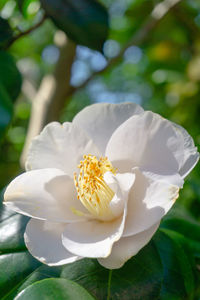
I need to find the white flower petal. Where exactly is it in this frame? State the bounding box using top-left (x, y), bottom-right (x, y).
top-left (62, 208), bottom-right (127, 258)
top-left (106, 111), bottom-right (194, 181)
top-left (140, 170), bottom-right (184, 188)
top-left (4, 168), bottom-right (89, 223)
top-left (104, 171), bottom-right (135, 218)
top-left (25, 219), bottom-right (81, 266)
top-left (123, 168), bottom-right (179, 237)
top-left (171, 123), bottom-right (199, 178)
top-left (73, 102), bottom-right (144, 154)
top-left (26, 122), bottom-right (101, 175)
top-left (104, 172), bottom-right (135, 194)
top-left (98, 222), bottom-right (159, 269)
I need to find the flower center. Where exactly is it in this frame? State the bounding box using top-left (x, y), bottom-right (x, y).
top-left (73, 155), bottom-right (117, 220)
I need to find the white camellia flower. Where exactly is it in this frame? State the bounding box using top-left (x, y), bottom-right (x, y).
top-left (4, 103), bottom-right (199, 269)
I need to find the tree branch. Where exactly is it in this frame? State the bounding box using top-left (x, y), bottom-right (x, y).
top-left (172, 5), bottom-right (200, 36)
top-left (5, 14), bottom-right (47, 49)
top-left (20, 35), bottom-right (76, 168)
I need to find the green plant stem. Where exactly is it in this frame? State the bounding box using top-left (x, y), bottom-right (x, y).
top-left (107, 269), bottom-right (113, 300)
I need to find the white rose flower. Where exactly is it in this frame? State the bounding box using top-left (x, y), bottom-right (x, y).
top-left (3, 103), bottom-right (199, 269)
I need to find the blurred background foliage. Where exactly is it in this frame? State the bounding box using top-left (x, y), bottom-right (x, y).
top-left (0, 0), bottom-right (200, 299)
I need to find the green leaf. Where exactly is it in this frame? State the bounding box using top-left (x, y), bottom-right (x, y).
top-left (0, 200), bottom-right (39, 299)
top-left (61, 242), bottom-right (163, 300)
top-left (162, 217), bottom-right (200, 253)
top-left (0, 199), bottom-right (63, 300)
top-left (0, 17), bottom-right (13, 49)
top-left (162, 215), bottom-right (200, 241)
top-left (0, 51), bottom-right (22, 102)
top-left (15, 278), bottom-right (96, 300)
top-left (0, 252), bottom-right (41, 300)
top-left (16, 0), bottom-right (25, 10)
top-left (0, 0), bottom-right (7, 10)
top-left (0, 83), bottom-right (13, 139)
top-left (0, 212), bottom-right (28, 253)
top-left (0, 51), bottom-right (22, 138)
top-left (40, 0), bottom-right (109, 51)
top-left (161, 204), bottom-right (200, 257)
top-left (154, 228), bottom-right (196, 300)
top-left (15, 265), bottom-right (62, 293)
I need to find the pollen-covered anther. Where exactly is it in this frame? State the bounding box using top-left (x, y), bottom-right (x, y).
top-left (73, 155), bottom-right (117, 221)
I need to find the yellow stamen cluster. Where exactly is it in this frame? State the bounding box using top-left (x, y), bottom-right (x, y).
top-left (73, 155), bottom-right (117, 220)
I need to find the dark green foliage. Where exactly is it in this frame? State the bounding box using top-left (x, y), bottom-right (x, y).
top-left (0, 84), bottom-right (13, 139)
top-left (0, 51), bottom-right (22, 138)
top-left (40, 0), bottom-right (109, 51)
top-left (61, 244), bottom-right (163, 300)
top-left (0, 17), bottom-right (13, 49)
top-left (154, 229), bottom-right (196, 300)
top-left (0, 51), bottom-right (22, 102)
top-left (16, 0), bottom-right (26, 11)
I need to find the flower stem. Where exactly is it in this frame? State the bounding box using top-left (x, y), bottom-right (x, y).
top-left (107, 269), bottom-right (113, 300)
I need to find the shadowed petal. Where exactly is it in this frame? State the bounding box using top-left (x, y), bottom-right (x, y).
top-left (123, 168), bottom-right (179, 237)
top-left (104, 171), bottom-right (135, 218)
top-left (98, 222), bottom-right (159, 269)
top-left (4, 168), bottom-right (89, 223)
top-left (171, 123), bottom-right (199, 178)
top-left (62, 206), bottom-right (127, 258)
top-left (25, 219), bottom-right (82, 266)
top-left (26, 122), bottom-right (101, 176)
